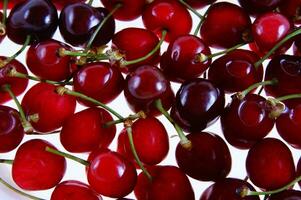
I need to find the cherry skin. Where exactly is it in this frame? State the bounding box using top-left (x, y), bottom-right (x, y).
top-left (294, 35), bottom-right (301, 56)
top-left (134, 165), bottom-right (195, 200)
top-left (297, 156), bottom-right (301, 187)
top-left (0, 56), bottom-right (28, 104)
top-left (87, 148), bottom-right (137, 198)
top-left (59, 3), bottom-right (115, 47)
top-left (73, 62), bottom-right (124, 105)
top-left (51, 180), bottom-right (101, 200)
top-left (60, 107), bottom-right (116, 153)
top-left (221, 94), bottom-right (275, 149)
top-left (184, 0), bottom-right (217, 9)
top-left (51, 0), bottom-right (85, 10)
top-left (26, 39), bottom-right (73, 81)
top-left (200, 2), bottom-right (251, 49)
top-left (267, 190), bottom-right (301, 200)
top-left (21, 83), bottom-right (76, 133)
top-left (279, 0), bottom-right (301, 24)
top-left (160, 35), bottom-right (211, 83)
top-left (200, 178), bottom-right (260, 200)
top-left (0, 105), bottom-right (24, 153)
top-left (142, 0), bottom-right (192, 42)
top-left (246, 138), bottom-right (296, 190)
top-left (117, 116), bottom-right (169, 166)
top-left (238, 0), bottom-right (285, 15)
top-left (111, 28), bottom-right (160, 73)
top-left (6, 0), bottom-right (58, 44)
top-left (124, 65), bottom-right (175, 116)
top-left (208, 49), bottom-right (263, 93)
top-left (12, 139), bottom-right (66, 190)
top-left (176, 132), bottom-right (231, 181)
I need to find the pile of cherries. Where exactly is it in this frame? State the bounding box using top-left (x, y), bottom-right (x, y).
top-left (1, 0), bottom-right (301, 199)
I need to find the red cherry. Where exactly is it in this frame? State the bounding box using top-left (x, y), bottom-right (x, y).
top-left (12, 139), bottom-right (66, 190)
top-left (51, 180), bottom-right (101, 200)
top-left (184, 0), bottom-right (217, 9)
top-left (73, 62), bottom-right (124, 105)
top-left (21, 83), bottom-right (76, 133)
top-left (134, 165), bottom-right (195, 200)
top-left (267, 190), bottom-right (301, 200)
top-left (51, 0), bottom-right (85, 10)
top-left (200, 2), bottom-right (251, 49)
top-left (279, 0), bottom-right (301, 24)
top-left (238, 0), bottom-right (285, 16)
top-left (142, 0), bottom-right (192, 42)
top-left (246, 138), bottom-right (296, 190)
top-left (176, 132), bottom-right (231, 181)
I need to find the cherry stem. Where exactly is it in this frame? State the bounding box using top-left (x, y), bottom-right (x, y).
top-left (2, 0), bottom-right (8, 25)
top-left (193, 8), bottom-right (208, 36)
top-left (0, 178), bottom-right (45, 200)
top-left (1, 84), bottom-right (33, 133)
top-left (122, 30), bottom-right (167, 66)
top-left (103, 111), bottom-right (146, 128)
top-left (59, 48), bottom-right (109, 61)
top-left (154, 99), bottom-right (192, 149)
top-left (254, 27), bottom-right (301, 68)
top-left (178, 0), bottom-right (204, 19)
top-left (87, 0), bottom-right (94, 6)
top-left (45, 147), bottom-right (89, 166)
top-left (276, 94), bottom-right (301, 101)
top-left (237, 79), bottom-right (278, 99)
top-left (0, 159), bottom-right (13, 164)
top-left (56, 86), bottom-right (124, 120)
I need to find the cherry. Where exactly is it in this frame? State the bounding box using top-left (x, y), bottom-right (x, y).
top-left (208, 49), bottom-right (263, 93)
top-left (160, 35), bottom-right (211, 83)
top-left (21, 83), bottom-right (76, 133)
top-left (73, 62), bottom-right (124, 105)
top-left (142, 0), bottom-right (192, 42)
top-left (51, 180), bottom-right (101, 200)
top-left (59, 3), bottom-right (115, 47)
top-left (267, 190), bottom-right (301, 200)
top-left (297, 156), bottom-right (301, 187)
top-left (0, 105), bottom-right (24, 153)
top-left (246, 138), bottom-right (296, 190)
top-left (279, 0), bottom-right (301, 24)
top-left (124, 65), bottom-right (174, 116)
top-left (184, 0), bottom-right (217, 9)
top-left (200, 2), bottom-right (251, 49)
top-left (6, 0), bottom-right (58, 44)
top-left (60, 107), bottom-right (116, 153)
top-left (117, 116), bottom-right (169, 166)
top-left (51, 0), bottom-right (85, 10)
top-left (134, 165), bottom-right (195, 200)
top-left (238, 0), bottom-right (285, 15)
top-left (176, 132), bottom-right (231, 181)
top-left (200, 178), bottom-right (260, 200)
top-left (12, 139), bottom-right (66, 190)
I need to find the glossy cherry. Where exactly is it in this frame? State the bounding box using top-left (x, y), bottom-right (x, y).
top-left (238, 0), bottom-right (285, 15)
top-left (267, 190), bottom-right (301, 200)
top-left (124, 65), bottom-right (174, 116)
top-left (176, 132), bottom-right (231, 181)
top-left (134, 165), bottom-right (195, 200)
top-left (184, 0), bottom-right (217, 9)
top-left (12, 139), bottom-right (66, 190)
top-left (6, 0), bottom-right (58, 44)
top-left (21, 83), bottom-right (76, 133)
top-left (279, 0), bottom-right (301, 24)
top-left (160, 35), bottom-right (211, 82)
top-left (0, 105), bottom-right (24, 153)
top-left (59, 3), bottom-right (115, 47)
top-left (73, 62), bottom-right (124, 105)
top-left (51, 180), bottom-right (101, 200)
top-left (60, 107), bottom-right (116, 153)
top-left (200, 2), bottom-right (251, 49)
top-left (142, 0), bottom-right (192, 42)
top-left (246, 138), bottom-right (295, 190)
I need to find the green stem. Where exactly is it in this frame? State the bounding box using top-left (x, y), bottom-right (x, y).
top-left (193, 9), bottom-right (208, 36)
top-left (2, 0), bottom-right (8, 25)
top-left (238, 79), bottom-right (278, 98)
top-left (87, 0), bottom-right (94, 6)
top-left (45, 147), bottom-right (89, 166)
top-left (154, 99), bottom-right (192, 149)
top-left (0, 159), bottom-right (13, 164)
top-left (178, 0), bottom-right (204, 19)
top-left (0, 178), bottom-right (45, 200)
top-left (103, 111), bottom-right (145, 128)
top-left (276, 94), bottom-right (301, 102)
top-left (254, 27), bottom-right (301, 68)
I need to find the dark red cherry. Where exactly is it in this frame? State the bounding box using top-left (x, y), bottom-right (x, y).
top-left (208, 49), bottom-right (263, 93)
top-left (26, 39), bottom-right (73, 81)
top-left (142, 0), bottom-right (192, 42)
top-left (200, 178), bottom-right (260, 200)
top-left (268, 190), bottom-right (301, 200)
top-left (6, 0), bottom-right (58, 44)
top-left (160, 35), bottom-right (211, 82)
top-left (117, 116), bottom-right (169, 166)
top-left (221, 94), bottom-right (275, 149)
top-left (297, 156), bottom-right (301, 187)
top-left (51, 180), bottom-right (101, 200)
top-left (73, 62), bottom-right (124, 105)
top-left (279, 0), bottom-right (301, 24)
top-left (59, 3), bottom-right (115, 47)
top-left (21, 83), bottom-right (76, 133)
top-left (238, 0), bottom-right (285, 15)
top-left (134, 165), bottom-right (195, 200)
top-left (60, 107), bottom-right (116, 153)
top-left (176, 132), bottom-right (231, 181)
top-left (0, 106), bottom-right (24, 153)
top-left (0, 57), bottom-right (28, 104)
top-left (184, 0), bottom-right (217, 9)
top-left (112, 28), bottom-right (160, 73)
top-left (12, 139), bottom-right (66, 190)
top-left (87, 148), bottom-right (137, 198)
top-left (246, 138), bottom-right (295, 190)
top-left (124, 65), bottom-right (174, 116)
top-left (200, 2), bottom-right (251, 49)
top-left (51, 0), bottom-right (85, 10)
